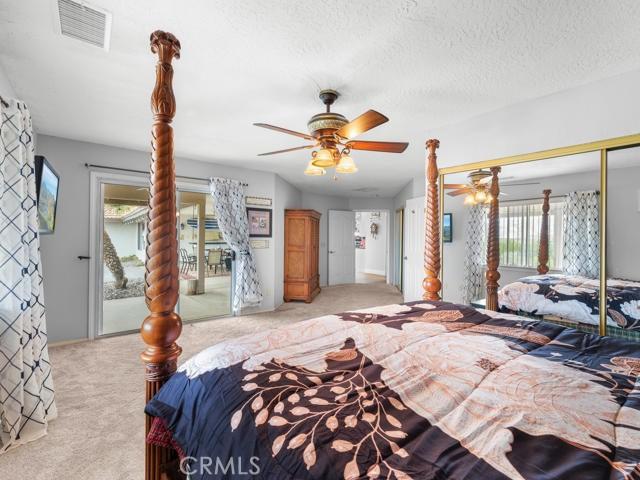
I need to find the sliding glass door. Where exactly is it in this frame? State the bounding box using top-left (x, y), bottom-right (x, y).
top-left (95, 176), bottom-right (232, 336)
top-left (177, 189), bottom-right (232, 322)
top-left (101, 182), bottom-right (149, 335)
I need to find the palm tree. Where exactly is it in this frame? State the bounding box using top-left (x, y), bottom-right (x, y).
top-left (103, 231), bottom-right (128, 289)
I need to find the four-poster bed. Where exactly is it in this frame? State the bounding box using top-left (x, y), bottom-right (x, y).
top-left (141, 31), bottom-right (640, 480)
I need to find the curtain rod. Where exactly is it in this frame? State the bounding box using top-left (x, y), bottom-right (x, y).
top-left (84, 163), bottom-right (249, 186)
top-left (501, 191), bottom-right (600, 203)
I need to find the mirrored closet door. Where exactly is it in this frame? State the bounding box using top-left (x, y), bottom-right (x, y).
top-left (441, 152), bottom-right (602, 333)
top-left (606, 146), bottom-right (640, 339)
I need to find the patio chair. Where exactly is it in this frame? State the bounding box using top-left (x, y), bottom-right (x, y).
top-left (207, 249), bottom-right (223, 275)
top-left (180, 248), bottom-right (196, 273)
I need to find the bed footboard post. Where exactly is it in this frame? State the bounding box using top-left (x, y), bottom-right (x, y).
top-left (485, 167), bottom-right (501, 311)
top-left (537, 189), bottom-right (552, 275)
top-left (141, 30), bottom-right (183, 480)
top-left (423, 139), bottom-right (442, 301)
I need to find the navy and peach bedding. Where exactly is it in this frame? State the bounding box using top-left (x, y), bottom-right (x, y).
top-left (499, 274), bottom-right (640, 330)
top-left (146, 301), bottom-right (640, 479)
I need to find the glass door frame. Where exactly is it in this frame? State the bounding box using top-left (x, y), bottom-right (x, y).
top-left (89, 170), bottom-right (234, 339)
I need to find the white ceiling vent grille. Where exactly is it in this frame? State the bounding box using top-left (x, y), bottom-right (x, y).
top-left (57, 0), bottom-right (112, 50)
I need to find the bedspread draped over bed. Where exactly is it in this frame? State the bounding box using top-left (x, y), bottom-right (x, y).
top-left (146, 301), bottom-right (640, 480)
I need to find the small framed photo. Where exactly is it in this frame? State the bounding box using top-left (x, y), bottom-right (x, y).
top-left (246, 196), bottom-right (272, 207)
top-left (443, 213), bottom-right (453, 243)
top-left (246, 207), bottom-right (272, 237)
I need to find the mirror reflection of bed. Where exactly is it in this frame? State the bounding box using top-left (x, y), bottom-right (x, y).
top-left (443, 153), bottom-right (610, 335)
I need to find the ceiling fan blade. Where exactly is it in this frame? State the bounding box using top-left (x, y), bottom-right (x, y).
top-left (335, 110), bottom-right (388, 140)
top-left (443, 183), bottom-right (469, 189)
top-left (448, 188), bottom-right (473, 197)
top-left (346, 140), bottom-right (408, 153)
top-left (257, 145), bottom-right (315, 156)
top-left (254, 123), bottom-right (315, 141)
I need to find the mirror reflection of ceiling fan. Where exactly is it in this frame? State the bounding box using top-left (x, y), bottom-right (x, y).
top-left (254, 89), bottom-right (408, 177)
top-left (444, 169), bottom-right (540, 205)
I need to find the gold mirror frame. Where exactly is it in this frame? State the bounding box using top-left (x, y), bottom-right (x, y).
top-left (437, 132), bottom-right (640, 336)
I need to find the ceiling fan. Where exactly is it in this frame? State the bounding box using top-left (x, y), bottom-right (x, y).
top-left (254, 89), bottom-right (409, 176)
top-left (445, 169), bottom-right (540, 205)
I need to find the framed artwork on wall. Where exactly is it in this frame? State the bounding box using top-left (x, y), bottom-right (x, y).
top-left (443, 213), bottom-right (453, 243)
top-left (247, 207), bottom-right (272, 237)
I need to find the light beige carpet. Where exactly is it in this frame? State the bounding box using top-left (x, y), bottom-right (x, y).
top-left (0, 283), bottom-right (402, 480)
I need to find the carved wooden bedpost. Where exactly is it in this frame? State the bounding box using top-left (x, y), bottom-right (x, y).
top-left (537, 189), bottom-right (552, 275)
top-left (423, 139), bottom-right (441, 301)
top-left (141, 30), bottom-right (182, 480)
top-left (485, 167), bottom-right (501, 311)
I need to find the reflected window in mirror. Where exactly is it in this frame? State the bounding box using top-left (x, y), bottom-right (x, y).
top-left (498, 199), bottom-right (564, 270)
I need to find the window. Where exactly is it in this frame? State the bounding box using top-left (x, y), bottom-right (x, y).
top-left (498, 199), bottom-right (564, 270)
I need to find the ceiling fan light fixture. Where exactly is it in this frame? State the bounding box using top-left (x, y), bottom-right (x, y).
top-left (474, 190), bottom-right (487, 203)
top-left (464, 194), bottom-right (476, 205)
top-left (336, 153), bottom-right (358, 174)
top-left (311, 148), bottom-right (336, 168)
top-left (304, 160), bottom-right (326, 176)
top-left (484, 193), bottom-right (493, 204)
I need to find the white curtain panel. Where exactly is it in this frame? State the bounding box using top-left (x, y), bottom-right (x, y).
top-left (562, 191), bottom-right (600, 279)
top-left (0, 99), bottom-right (56, 452)
top-left (461, 204), bottom-right (488, 304)
top-left (209, 178), bottom-right (263, 313)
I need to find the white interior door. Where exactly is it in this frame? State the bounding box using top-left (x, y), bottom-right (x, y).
top-left (403, 197), bottom-right (425, 302)
top-left (328, 210), bottom-right (356, 285)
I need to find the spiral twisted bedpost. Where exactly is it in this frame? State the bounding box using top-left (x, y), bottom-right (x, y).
top-left (423, 139), bottom-right (442, 301)
top-left (485, 167), bottom-right (501, 311)
top-left (537, 189), bottom-right (552, 275)
top-left (141, 30), bottom-right (182, 480)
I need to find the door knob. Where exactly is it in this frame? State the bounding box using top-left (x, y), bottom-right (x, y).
top-left (329, 250), bottom-right (335, 254)
top-left (403, 256), bottom-right (408, 260)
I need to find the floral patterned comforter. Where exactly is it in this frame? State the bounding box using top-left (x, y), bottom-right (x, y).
top-left (146, 301), bottom-right (640, 479)
top-left (499, 274), bottom-right (640, 331)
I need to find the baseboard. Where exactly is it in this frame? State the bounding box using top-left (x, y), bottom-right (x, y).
top-left (49, 338), bottom-right (90, 348)
top-left (363, 269), bottom-right (386, 276)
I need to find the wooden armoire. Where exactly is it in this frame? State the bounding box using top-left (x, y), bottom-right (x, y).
top-left (284, 209), bottom-right (321, 303)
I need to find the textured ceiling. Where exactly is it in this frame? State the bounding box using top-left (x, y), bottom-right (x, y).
top-left (2, 0), bottom-right (640, 197)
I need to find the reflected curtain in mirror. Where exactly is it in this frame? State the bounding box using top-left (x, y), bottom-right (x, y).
top-left (562, 191), bottom-right (599, 278)
top-left (461, 204), bottom-right (488, 304)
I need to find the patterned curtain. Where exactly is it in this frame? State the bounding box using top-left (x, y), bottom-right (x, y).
top-left (461, 204), bottom-right (488, 304)
top-left (0, 99), bottom-right (56, 452)
top-left (209, 178), bottom-right (263, 313)
top-left (562, 191), bottom-right (599, 278)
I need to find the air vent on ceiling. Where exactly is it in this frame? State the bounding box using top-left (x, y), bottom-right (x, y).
top-left (57, 0), bottom-right (112, 50)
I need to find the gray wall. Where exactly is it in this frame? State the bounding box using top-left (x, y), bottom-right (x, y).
top-left (36, 134), bottom-right (298, 342)
top-left (273, 175), bottom-right (302, 304)
top-left (0, 61), bottom-right (16, 99)
top-left (301, 192), bottom-right (349, 286)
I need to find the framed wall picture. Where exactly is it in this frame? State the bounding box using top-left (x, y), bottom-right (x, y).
top-left (443, 213), bottom-right (453, 243)
top-left (246, 196), bottom-right (272, 207)
top-left (246, 207), bottom-right (272, 237)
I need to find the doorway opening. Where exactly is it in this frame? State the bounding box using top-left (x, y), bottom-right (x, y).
top-left (354, 211), bottom-right (388, 284)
